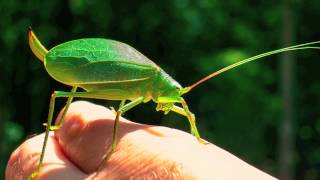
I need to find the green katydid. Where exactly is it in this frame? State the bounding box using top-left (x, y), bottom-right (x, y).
top-left (28, 27), bottom-right (320, 179)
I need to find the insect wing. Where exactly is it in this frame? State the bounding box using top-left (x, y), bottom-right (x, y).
top-left (45, 39), bottom-right (159, 85)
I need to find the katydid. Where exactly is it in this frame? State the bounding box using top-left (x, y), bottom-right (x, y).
top-left (28, 27), bottom-right (320, 179)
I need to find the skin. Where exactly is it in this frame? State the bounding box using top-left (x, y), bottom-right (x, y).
top-left (6, 101), bottom-right (277, 180)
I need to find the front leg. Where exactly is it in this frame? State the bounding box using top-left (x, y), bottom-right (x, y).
top-left (157, 96), bottom-right (203, 143)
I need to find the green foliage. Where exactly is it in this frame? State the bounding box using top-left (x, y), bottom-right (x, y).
top-left (1, 0), bottom-right (320, 179)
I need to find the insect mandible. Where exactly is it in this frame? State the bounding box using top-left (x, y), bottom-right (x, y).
top-left (28, 27), bottom-right (320, 179)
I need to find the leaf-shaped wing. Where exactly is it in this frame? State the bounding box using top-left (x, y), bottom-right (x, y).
top-left (44, 39), bottom-right (160, 85)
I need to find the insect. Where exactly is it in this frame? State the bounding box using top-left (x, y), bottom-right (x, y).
top-left (28, 27), bottom-right (320, 179)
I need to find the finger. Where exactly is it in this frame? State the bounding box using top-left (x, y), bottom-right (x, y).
top-left (54, 101), bottom-right (201, 178)
top-left (55, 100), bottom-right (151, 173)
top-left (55, 101), bottom-right (277, 179)
top-left (5, 133), bottom-right (87, 180)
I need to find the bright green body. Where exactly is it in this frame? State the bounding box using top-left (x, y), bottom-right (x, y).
top-left (45, 39), bottom-right (182, 102)
top-left (28, 29), bottom-right (198, 179)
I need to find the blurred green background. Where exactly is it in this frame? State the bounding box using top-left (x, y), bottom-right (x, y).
top-left (1, 0), bottom-right (320, 179)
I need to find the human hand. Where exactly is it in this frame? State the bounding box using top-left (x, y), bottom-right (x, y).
top-left (6, 101), bottom-right (277, 180)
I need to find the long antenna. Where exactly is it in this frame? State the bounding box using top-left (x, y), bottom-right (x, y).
top-left (185, 41), bottom-right (320, 91)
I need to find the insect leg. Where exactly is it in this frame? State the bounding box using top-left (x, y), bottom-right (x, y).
top-left (157, 97), bottom-right (204, 143)
top-left (56, 86), bottom-right (78, 126)
top-left (172, 103), bottom-right (205, 143)
top-left (32, 91), bottom-right (144, 178)
top-left (44, 86), bottom-right (78, 131)
top-left (30, 91), bottom-right (60, 179)
top-left (103, 97), bottom-right (144, 161)
top-left (31, 90), bottom-right (112, 179)
top-left (110, 100), bottom-right (126, 153)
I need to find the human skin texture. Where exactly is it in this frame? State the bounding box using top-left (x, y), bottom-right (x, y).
top-left (6, 101), bottom-right (278, 180)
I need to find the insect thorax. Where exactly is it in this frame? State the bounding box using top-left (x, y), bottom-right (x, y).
top-left (151, 70), bottom-right (182, 100)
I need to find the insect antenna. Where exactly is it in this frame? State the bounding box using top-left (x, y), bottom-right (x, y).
top-left (182, 41), bottom-right (320, 93)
